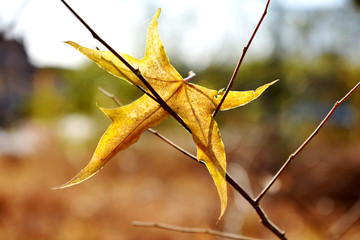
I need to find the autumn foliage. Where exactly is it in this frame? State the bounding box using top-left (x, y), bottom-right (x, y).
top-left (54, 9), bottom-right (277, 220)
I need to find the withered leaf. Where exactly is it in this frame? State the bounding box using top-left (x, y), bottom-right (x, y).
top-left (55, 9), bottom-right (277, 219)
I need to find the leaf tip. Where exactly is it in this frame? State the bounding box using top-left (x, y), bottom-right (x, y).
top-left (95, 102), bottom-right (109, 114)
top-left (217, 194), bottom-right (227, 222)
top-left (152, 8), bottom-right (161, 24)
top-left (51, 182), bottom-right (75, 190)
top-left (97, 104), bottom-right (120, 122)
top-left (52, 169), bottom-right (98, 190)
top-left (65, 41), bottom-right (80, 50)
top-left (271, 79), bottom-right (280, 85)
top-left (156, 8), bottom-right (161, 16)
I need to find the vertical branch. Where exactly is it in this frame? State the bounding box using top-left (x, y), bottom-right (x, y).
top-left (60, 0), bottom-right (191, 134)
top-left (213, 0), bottom-right (271, 118)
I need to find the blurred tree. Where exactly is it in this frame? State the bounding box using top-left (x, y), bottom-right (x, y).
top-left (54, 63), bottom-right (143, 118)
top-left (352, 0), bottom-right (360, 9)
top-left (28, 69), bottom-right (64, 120)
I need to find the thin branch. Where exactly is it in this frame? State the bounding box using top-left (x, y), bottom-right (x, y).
top-left (329, 199), bottom-right (360, 239)
top-left (91, 0), bottom-right (281, 237)
top-left (255, 81), bottom-right (360, 203)
top-left (60, 0), bottom-right (191, 133)
top-left (99, 85), bottom-right (360, 239)
top-left (147, 128), bottom-right (197, 159)
top-left (98, 87), bottom-right (122, 106)
top-left (99, 86), bottom-right (287, 240)
top-left (98, 86), bottom-right (198, 164)
top-left (132, 221), bottom-right (263, 240)
top-left (60, 1), bottom-right (360, 240)
top-left (148, 127), bottom-right (286, 239)
top-left (226, 175), bottom-right (286, 240)
top-left (254, 205), bottom-right (286, 239)
top-left (213, 0), bottom-right (271, 118)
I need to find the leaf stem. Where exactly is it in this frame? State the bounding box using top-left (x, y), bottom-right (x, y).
top-left (212, 0), bottom-right (271, 118)
top-left (183, 71), bottom-right (196, 82)
top-left (60, 0), bottom-right (191, 134)
top-left (255, 81), bottom-right (360, 203)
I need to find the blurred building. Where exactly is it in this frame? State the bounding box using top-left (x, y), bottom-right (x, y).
top-left (0, 32), bottom-right (35, 127)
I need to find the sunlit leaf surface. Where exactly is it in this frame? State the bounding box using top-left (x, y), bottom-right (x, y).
top-left (54, 9), bottom-right (277, 219)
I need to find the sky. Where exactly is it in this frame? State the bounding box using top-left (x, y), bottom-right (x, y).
top-left (0, 0), bottom-right (347, 69)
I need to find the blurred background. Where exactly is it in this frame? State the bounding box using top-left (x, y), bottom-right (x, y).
top-left (0, 0), bottom-right (359, 239)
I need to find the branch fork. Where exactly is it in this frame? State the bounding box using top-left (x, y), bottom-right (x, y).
top-left (60, 0), bottom-right (360, 239)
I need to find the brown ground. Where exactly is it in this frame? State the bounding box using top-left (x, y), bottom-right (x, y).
top-left (0, 119), bottom-right (359, 240)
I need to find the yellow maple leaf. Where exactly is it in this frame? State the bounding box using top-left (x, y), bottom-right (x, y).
top-left (54, 9), bottom-right (277, 219)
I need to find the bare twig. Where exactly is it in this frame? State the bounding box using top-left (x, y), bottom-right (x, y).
top-left (60, 0), bottom-right (191, 133)
top-left (255, 81), bottom-right (360, 203)
top-left (132, 221), bottom-right (264, 240)
top-left (213, 0), bottom-right (271, 118)
top-left (98, 87), bottom-right (193, 158)
top-left (100, 85), bottom-right (360, 239)
top-left (98, 87), bottom-right (122, 106)
top-left (98, 87), bottom-right (189, 155)
top-left (226, 175), bottom-right (286, 239)
top-left (99, 86), bottom-right (287, 239)
top-left (329, 199), bottom-right (360, 239)
top-left (61, 0), bottom-right (360, 239)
